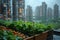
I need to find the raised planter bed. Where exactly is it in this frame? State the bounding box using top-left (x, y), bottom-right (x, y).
top-left (34, 31), bottom-right (48, 40)
top-left (24, 36), bottom-right (34, 40)
top-left (0, 20), bottom-right (54, 40)
top-left (0, 26), bottom-right (53, 40)
top-left (0, 26), bottom-right (27, 39)
top-left (0, 28), bottom-right (24, 40)
top-left (24, 30), bottom-right (53, 40)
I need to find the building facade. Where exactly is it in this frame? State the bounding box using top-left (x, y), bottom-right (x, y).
top-left (42, 2), bottom-right (47, 23)
top-left (40, 6), bottom-right (43, 23)
top-left (54, 4), bottom-right (59, 20)
top-left (26, 5), bottom-right (33, 21)
top-left (35, 6), bottom-right (40, 22)
top-left (0, 0), bottom-right (25, 21)
top-left (47, 7), bottom-right (53, 23)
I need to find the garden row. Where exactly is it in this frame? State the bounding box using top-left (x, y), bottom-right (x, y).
top-left (0, 20), bottom-right (53, 40)
top-left (0, 27), bottom-right (23, 40)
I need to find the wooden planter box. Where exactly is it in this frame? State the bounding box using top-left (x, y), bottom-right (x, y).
top-left (24, 36), bottom-right (34, 40)
top-left (24, 30), bottom-right (53, 40)
top-left (34, 31), bottom-right (48, 40)
top-left (0, 26), bottom-right (53, 40)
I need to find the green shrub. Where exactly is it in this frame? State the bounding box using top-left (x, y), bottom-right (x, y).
top-left (0, 30), bottom-right (23, 40)
top-left (0, 20), bottom-right (52, 36)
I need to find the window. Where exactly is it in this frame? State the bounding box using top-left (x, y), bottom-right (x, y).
top-left (19, 8), bottom-right (23, 13)
top-left (3, 3), bottom-right (7, 7)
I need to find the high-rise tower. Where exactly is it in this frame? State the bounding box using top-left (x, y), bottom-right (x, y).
top-left (54, 4), bottom-right (59, 20)
top-left (0, 0), bottom-right (25, 21)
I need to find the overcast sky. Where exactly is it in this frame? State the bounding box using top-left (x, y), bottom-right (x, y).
top-left (25, 0), bottom-right (60, 11)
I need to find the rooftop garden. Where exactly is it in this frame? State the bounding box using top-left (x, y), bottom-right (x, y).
top-left (0, 20), bottom-right (55, 40)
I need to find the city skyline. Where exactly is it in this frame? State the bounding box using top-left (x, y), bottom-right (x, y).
top-left (25, 2), bottom-right (60, 23)
top-left (0, 0), bottom-right (60, 23)
top-left (25, 0), bottom-right (60, 11)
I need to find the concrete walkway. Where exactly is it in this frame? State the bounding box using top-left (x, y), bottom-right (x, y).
top-left (53, 29), bottom-right (60, 40)
top-left (53, 35), bottom-right (60, 40)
